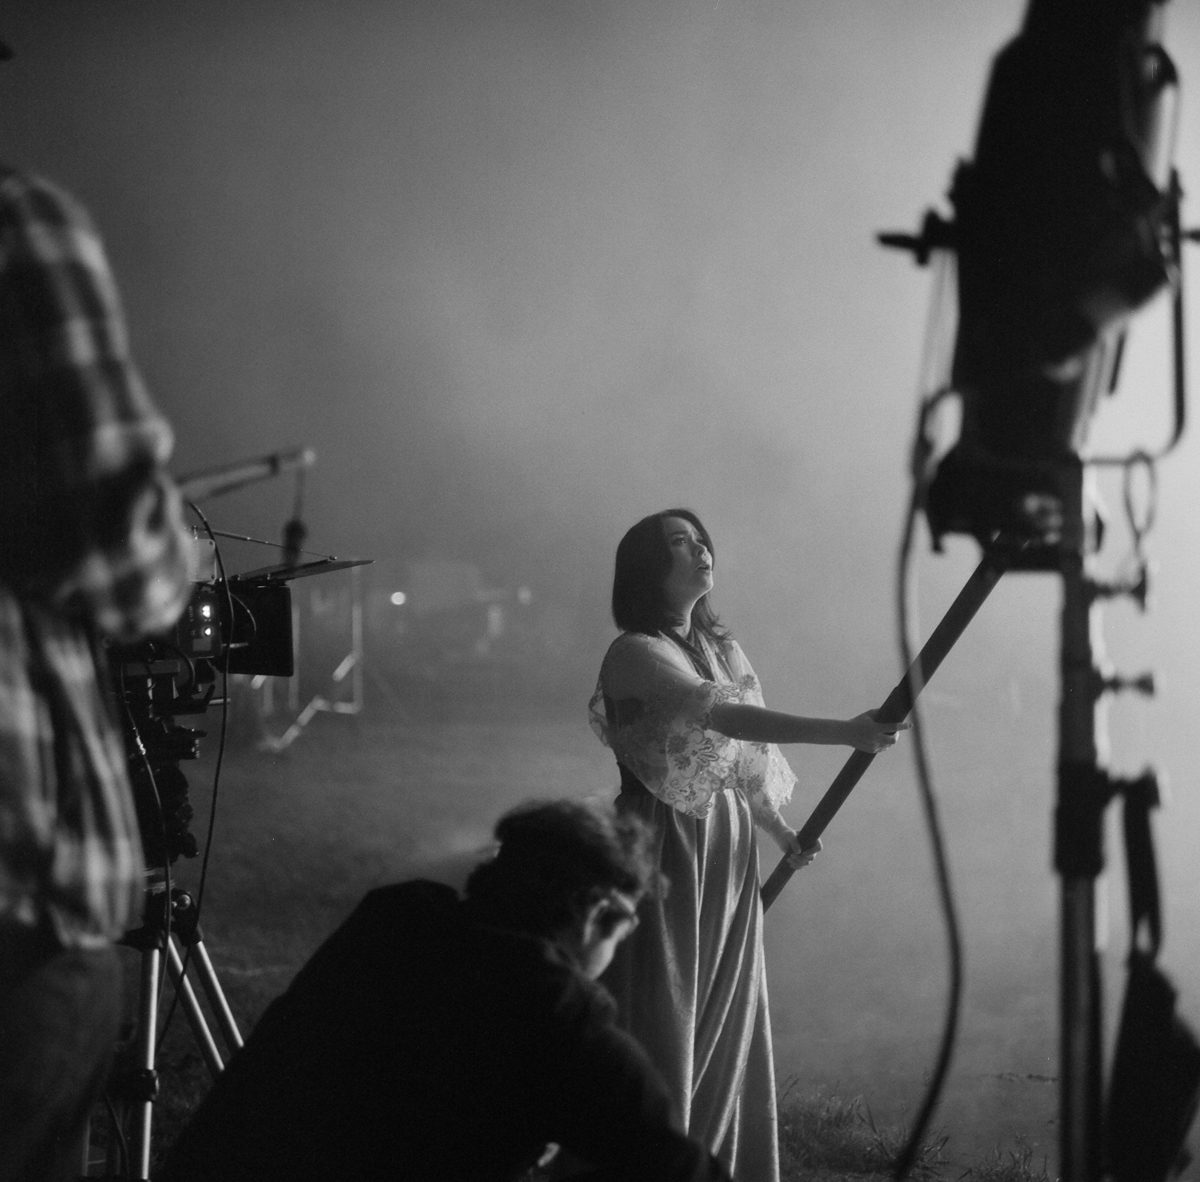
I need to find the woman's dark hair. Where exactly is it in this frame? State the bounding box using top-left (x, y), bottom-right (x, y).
top-left (465, 798), bottom-right (662, 937)
top-left (610, 507), bottom-right (726, 642)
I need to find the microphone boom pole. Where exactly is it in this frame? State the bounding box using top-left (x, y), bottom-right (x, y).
top-left (761, 544), bottom-right (1012, 912)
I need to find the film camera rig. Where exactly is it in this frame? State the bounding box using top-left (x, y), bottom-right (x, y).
top-left (113, 539), bottom-right (304, 867)
top-left (104, 552), bottom-right (364, 1179)
top-left (113, 442), bottom-right (366, 866)
top-left (94, 449), bottom-right (370, 1179)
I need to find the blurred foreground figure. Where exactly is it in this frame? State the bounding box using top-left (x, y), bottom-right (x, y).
top-left (0, 47), bottom-right (195, 1182)
top-left (160, 798), bottom-right (733, 1182)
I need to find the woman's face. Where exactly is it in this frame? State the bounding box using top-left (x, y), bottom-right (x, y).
top-left (660, 515), bottom-right (713, 616)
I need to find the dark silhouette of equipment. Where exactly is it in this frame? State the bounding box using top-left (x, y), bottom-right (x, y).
top-left (870, 3), bottom-right (1198, 1180)
top-left (883, 0), bottom-right (1182, 569)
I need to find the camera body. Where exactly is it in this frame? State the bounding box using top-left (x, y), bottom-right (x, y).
top-left (112, 537), bottom-right (295, 865)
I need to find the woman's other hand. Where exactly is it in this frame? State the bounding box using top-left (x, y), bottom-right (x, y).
top-left (778, 831), bottom-right (822, 869)
top-left (846, 710), bottom-right (910, 753)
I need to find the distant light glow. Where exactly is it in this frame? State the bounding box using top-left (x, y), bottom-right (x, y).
top-left (390, 591), bottom-right (408, 606)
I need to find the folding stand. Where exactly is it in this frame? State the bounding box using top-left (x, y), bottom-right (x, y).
top-left (88, 875), bottom-right (243, 1180)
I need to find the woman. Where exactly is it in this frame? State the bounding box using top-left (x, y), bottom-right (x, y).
top-left (588, 508), bottom-right (904, 1182)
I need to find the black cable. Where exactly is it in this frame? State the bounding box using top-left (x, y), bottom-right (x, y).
top-left (154, 506), bottom-right (231, 1062)
top-left (890, 483), bottom-right (964, 1181)
top-left (186, 502), bottom-right (233, 928)
top-left (120, 696), bottom-right (174, 995)
top-left (891, 249), bottom-right (964, 1179)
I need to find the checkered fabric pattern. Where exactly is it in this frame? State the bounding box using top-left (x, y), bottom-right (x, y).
top-left (0, 167), bottom-right (193, 944)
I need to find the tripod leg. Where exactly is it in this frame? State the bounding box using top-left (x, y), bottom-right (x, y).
top-left (103, 881), bottom-right (246, 1175)
top-left (177, 935), bottom-right (244, 1052)
top-left (126, 943), bottom-right (163, 1181)
top-left (164, 938), bottom-right (226, 1077)
top-left (166, 888), bottom-right (244, 1056)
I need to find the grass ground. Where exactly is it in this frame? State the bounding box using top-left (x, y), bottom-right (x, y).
top-left (776, 1085), bottom-right (1052, 1181)
top-left (92, 700), bottom-right (1066, 1179)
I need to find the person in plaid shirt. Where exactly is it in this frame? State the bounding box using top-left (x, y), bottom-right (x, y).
top-left (0, 46), bottom-right (195, 1178)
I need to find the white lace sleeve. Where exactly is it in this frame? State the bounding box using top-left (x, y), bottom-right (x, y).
top-left (588, 633), bottom-right (796, 818)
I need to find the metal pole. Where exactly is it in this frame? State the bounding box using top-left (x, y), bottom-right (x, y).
top-left (761, 546), bottom-right (1010, 912)
top-left (1056, 461), bottom-right (1107, 1181)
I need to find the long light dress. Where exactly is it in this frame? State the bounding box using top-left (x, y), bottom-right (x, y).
top-left (588, 628), bottom-right (798, 1182)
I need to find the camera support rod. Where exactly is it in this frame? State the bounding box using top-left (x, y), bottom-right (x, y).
top-left (178, 446), bottom-right (316, 502)
top-left (761, 544), bottom-right (1011, 912)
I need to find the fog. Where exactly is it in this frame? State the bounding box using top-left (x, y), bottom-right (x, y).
top-left (5, 0), bottom-right (1200, 1166)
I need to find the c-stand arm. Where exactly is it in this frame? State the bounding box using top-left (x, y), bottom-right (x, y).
top-left (761, 545), bottom-right (1011, 912)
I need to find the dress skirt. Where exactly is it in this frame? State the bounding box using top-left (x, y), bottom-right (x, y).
top-left (604, 782), bottom-right (780, 1182)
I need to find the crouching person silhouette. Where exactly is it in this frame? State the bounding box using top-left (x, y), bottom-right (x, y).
top-left (159, 798), bottom-right (732, 1182)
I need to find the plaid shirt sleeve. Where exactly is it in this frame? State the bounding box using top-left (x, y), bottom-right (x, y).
top-left (0, 169), bottom-right (195, 944)
top-left (0, 168), bottom-right (193, 641)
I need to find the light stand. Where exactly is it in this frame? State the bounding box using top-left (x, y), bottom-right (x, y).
top-left (1055, 462), bottom-right (1110, 1182)
top-left (873, 2), bottom-right (1191, 1176)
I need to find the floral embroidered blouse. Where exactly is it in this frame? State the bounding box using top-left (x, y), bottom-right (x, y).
top-left (589, 630), bottom-right (796, 826)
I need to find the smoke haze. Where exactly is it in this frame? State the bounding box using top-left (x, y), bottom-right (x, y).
top-left (5, 0), bottom-right (1200, 1167)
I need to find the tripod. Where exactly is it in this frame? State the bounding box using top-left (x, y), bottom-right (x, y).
top-left (89, 873), bottom-right (243, 1180)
